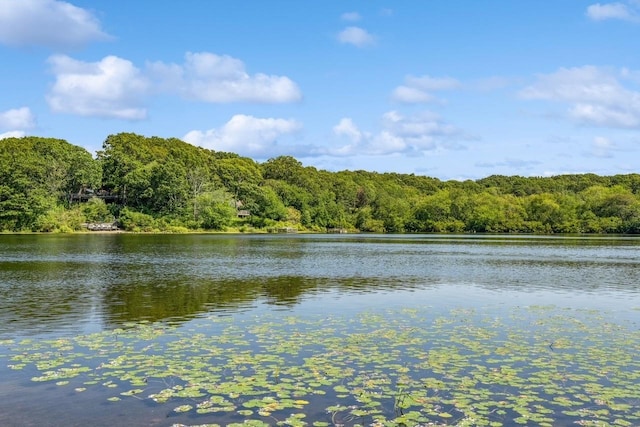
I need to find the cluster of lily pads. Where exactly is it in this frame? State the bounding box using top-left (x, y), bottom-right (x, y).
top-left (2, 305), bottom-right (640, 426)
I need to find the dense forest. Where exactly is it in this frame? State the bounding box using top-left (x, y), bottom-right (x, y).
top-left (1, 133), bottom-right (640, 234)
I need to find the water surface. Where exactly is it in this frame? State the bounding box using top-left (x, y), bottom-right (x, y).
top-left (1, 234), bottom-right (639, 426)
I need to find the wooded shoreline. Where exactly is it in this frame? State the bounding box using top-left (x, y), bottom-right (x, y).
top-left (2, 133), bottom-right (640, 234)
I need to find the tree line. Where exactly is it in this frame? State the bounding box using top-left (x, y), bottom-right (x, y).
top-left (1, 133), bottom-right (640, 233)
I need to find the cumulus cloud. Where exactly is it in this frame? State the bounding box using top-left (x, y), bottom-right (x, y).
top-left (519, 66), bottom-right (640, 128)
top-left (0, 130), bottom-right (26, 140)
top-left (0, 107), bottom-right (35, 139)
top-left (43, 51), bottom-right (302, 120)
top-left (381, 110), bottom-right (457, 141)
top-left (46, 55), bottom-right (150, 120)
top-left (391, 86), bottom-right (436, 103)
top-left (337, 26), bottom-right (375, 47)
top-left (0, 0), bottom-right (111, 48)
top-left (148, 52), bottom-right (302, 103)
top-left (333, 118), bottom-right (363, 143)
top-left (341, 12), bottom-right (361, 21)
top-left (183, 114), bottom-right (303, 157)
top-left (0, 107), bottom-right (36, 129)
top-left (586, 2), bottom-right (640, 22)
top-left (392, 75), bottom-right (460, 103)
top-left (331, 111), bottom-right (461, 156)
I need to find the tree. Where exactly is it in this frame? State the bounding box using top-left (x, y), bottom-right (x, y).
top-left (82, 197), bottom-right (113, 223)
top-left (261, 156), bottom-right (304, 183)
top-left (0, 136), bottom-right (99, 231)
top-left (248, 186), bottom-right (288, 223)
top-left (4, 132), bottom-right (640, 234)
top-left (149, 161), bottom-right (189, 215)
top-left (195, 190), bottom-right (236, 230)
top-left (212, 157), bottom-right (262, 203)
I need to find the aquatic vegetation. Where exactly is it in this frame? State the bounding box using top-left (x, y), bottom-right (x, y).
top-left (2, 306), bottom-right (640, 426)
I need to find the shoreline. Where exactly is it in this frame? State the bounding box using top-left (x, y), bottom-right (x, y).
top-left (1, 230), bottom-right (638, 237)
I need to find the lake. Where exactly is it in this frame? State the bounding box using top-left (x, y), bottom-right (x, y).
top-left (1, 234), bottom-right (639, 426)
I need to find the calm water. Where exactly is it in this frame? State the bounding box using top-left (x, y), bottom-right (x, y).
top-left (1, 234), bottom-right (639, 426)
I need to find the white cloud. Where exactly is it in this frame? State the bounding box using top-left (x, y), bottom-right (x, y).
top-left (476, 158), bottom-right (542, 169)
top-left (569, 103), bottom-right (640, 127)
top-left (331, 111), bottom-right (460, 156)
top-left (586, 2), bottom-right (640, 22)
top-left (519, 66), bottom-right (640, 128)
top-left (46, 55), bottom-right (149, 120)
top-left (0, 0), bottom-right (111, 48)
top-left (44, 51), bottom-right (302, 120)
top-left (148, 52), bottom-right (302, 103)
top-left (392, 86), bottom-right (436, 103)
top-left (0, 107), bottom-right (36, 129)
top-left (0, 130), bottom-right (26, 140)
top-left (341, 12), bottom-right (361, 21)
top-left (337, 26), bottom-right (375, 47)
top-left (332, 118), bottom-right (362, 143)
top-left (183, 114), bottom-right (302, 157)
top-left (392, 74), bottom-right (460, 103)
top-left (382, 110), bottom-right (457, 139)
top-left (0, 107), bottom-right (35, 139)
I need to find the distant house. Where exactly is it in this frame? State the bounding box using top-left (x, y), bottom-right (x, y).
top-left (69, 188), bottom-right (121, 204)
top-left (235, 200), bottom-right (250, 217)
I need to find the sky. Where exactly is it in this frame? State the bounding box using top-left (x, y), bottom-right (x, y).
top-left (0, 0), bottom-right (639, 180)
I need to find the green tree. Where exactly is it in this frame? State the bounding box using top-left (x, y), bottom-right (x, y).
top-left (0, 137), bottom-right (99, 231)
top-left (248, 186), bottom-right (288, 224)
top-left (212, 156), bottom-right (263, 203)
top-left (195, 190), bottom-right (236, 230)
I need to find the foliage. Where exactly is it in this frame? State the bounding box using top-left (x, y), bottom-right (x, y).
top-left (0, 136), bottom-right (100, 231)
top-left (32, 204), bottom-right (85, 233)
top-left (81, 197), bottom-right (113, 223)
top-left (118, 207), bottom-right (160, 232)
top-left (2, 133), bottom-right (640, 233)
top-left (194, 190), bottom-right (236, 230)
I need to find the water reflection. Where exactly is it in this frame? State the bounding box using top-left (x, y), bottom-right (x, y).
top-left (1, 234), bottom-right (639, 338)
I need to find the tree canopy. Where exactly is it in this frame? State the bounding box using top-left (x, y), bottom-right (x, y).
top-left (1, 133), bottom-right (639, 234)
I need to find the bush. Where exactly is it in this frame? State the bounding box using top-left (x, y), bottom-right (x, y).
top-left (361, 219), bottom-right (385, 233)
top-left (82, 197), bottom-right (113, 223)
top-left (33, 205), bottom-right (84, 232)
top-left (118, 208), bottom-right (159, 232)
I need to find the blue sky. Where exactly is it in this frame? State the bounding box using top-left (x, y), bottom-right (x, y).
top-left (1, 0), bottom-right (639, 180)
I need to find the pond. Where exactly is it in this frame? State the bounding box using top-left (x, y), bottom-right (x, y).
top-left (0, 234), bottom-right (639, 426)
